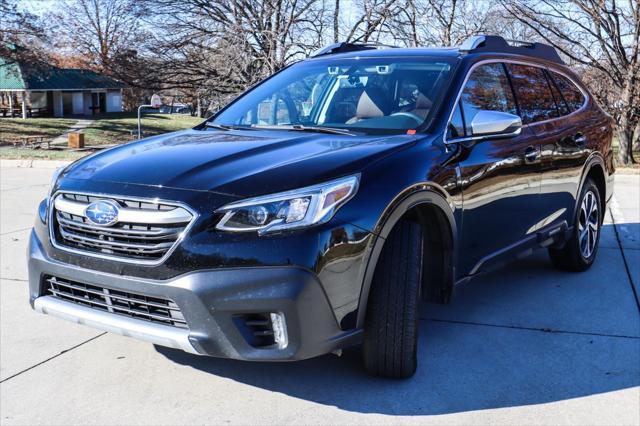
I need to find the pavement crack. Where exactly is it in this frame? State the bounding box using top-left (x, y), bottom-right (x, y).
top-left (1, 227), bottom-right (32, 236)
top-left (609, 207), bottom-right (640, 314)
top-left (0, 277), bottom-right (28, 282)
top-left (0, 184), bottom-right (49, 193)
top-left (423, 318), bottom-right (640, 340)
top-left (0, 333), bottom-right (106, 384)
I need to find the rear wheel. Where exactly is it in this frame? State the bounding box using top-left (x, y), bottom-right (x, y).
top-left (549, 179), bottom-right (601, 271)
top-left (363, 220), bottom-right (422, 379)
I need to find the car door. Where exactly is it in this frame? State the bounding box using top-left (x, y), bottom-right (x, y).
top-left (504, 63), bottom-right (587, 232)
top-left (540, 70), bottom-right (593, 224)
top-left (451, 62), bottom-right (544, 276)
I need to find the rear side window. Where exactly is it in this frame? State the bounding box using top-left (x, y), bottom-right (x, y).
top-left (550, 72), bottom-right (586, 112)
top-left (460, 63), bottom-right (517, 134)
top-left (506, 64), bottom-right (559, 124)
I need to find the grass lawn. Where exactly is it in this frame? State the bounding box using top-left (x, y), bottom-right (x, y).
top-left (0, 117), bottom-right (80, 141)
top-left (0, 148), bottom-right (88, 161)
top-left (82, 112), bottom-right (202, 145)
top-left (0, 112), bottom-right (202, 159)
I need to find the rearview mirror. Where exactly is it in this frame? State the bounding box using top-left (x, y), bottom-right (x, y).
top-left (470, 110), bottom-right (522, 137)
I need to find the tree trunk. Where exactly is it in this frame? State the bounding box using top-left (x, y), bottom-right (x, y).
top-left (617, 124), bottom-right (636, 165)
top-left (333, 0), bottom-right (340, 42)
top-left (633, 122), bottom-right (640, 152)
top-left (616, 77), bottom-right (637, 165)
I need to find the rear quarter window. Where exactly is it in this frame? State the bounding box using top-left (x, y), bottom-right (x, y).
top-left (506, 64), bottom-right (559, 124)
top-left (447, 102), bottom-right (465, 139)
top-left (549, 71), bottom-right (586, 112)
top-left (545, 70), bottom-right (570, 116)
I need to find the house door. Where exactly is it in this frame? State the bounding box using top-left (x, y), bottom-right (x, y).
top-left (91, 93), bottom-right (107, 114)
top-left (62, 92), bottom-right (73, 115)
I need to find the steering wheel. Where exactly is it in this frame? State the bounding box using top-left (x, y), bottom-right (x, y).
top-left (390, 112), bottom-right (424, 124)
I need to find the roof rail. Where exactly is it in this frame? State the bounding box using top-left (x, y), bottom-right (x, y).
top-left (458, 35), bottom-right (564, 64)
top-left (310, 41), bottom-right (399, 58)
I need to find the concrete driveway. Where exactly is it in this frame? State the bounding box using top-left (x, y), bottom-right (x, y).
top-left (1, 163), bottom-right (638, 425)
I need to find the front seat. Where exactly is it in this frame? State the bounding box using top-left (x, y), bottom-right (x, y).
top-left (347, 87), bottom-right (392, 123)
top-left (411, 93), bottom-right (433, 119)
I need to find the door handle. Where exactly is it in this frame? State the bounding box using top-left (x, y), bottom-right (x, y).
top-left (524, 146), bottom-right (539, 163)
top-left (574, 133), bottom-right (587, 146)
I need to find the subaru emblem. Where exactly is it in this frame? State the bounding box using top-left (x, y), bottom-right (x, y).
top-left (85, 200), bottom-right (119, 226)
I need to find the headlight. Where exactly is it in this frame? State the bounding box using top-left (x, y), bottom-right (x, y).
top-left (215, 175), bottom-right (360, 234)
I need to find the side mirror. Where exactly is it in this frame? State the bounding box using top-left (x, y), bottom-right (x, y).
top-left (470, 110), bottom-right (522, 137)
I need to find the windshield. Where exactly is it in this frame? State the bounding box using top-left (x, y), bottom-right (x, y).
top-left (210, 56), bottom-right (455, 135)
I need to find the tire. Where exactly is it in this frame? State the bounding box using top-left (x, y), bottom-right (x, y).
top-left (549, 178), bottom-right (602, 272)
top-left (363, 220), bottom-right (423, 379)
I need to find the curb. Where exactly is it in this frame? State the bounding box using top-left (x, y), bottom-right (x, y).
top-left (0, 159), bottom-right (72, 169)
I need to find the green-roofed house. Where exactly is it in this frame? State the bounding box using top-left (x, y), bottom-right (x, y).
top-left (0, 54), bottom-right (126, 119)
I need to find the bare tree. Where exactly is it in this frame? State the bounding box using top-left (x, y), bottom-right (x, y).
top-left (0, 0), bottom-right (48, 64)
top-left (343, 0), bottom-right (401, 43)
top-left (136, 0), bottom-right (328, 102)
top-left (501, 0), bottom-right (640, 165)
top-left (390, 0), bottom-right (493, 47)
top-left (49, 0), bottom-right (148, 74)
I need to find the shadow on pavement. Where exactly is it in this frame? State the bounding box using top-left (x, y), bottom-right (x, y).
top-left (156, 224), bottom-right (640, 416)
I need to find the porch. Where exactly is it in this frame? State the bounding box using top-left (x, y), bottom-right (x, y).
top-left (0, 89), bottom-right (124, 119)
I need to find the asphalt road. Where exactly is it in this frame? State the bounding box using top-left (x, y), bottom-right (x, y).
top-left (1, 162), bottom-right (638, 425)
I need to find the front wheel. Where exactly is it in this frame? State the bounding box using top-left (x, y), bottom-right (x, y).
top-left (549, 179), bottom-right (602, 271)
top-left (362, 220), bottom-right (423, 379)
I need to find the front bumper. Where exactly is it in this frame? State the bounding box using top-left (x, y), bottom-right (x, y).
top-left (28, 231), bottom-right (362, 361)
top-left (34, 296), bottom-right (198, 353)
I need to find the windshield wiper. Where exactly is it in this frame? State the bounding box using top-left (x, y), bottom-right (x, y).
top-left (251, 124), bottom-right (355, 136)
top-left (204, 123), bottom-right (257, 131)
top-left (291, 125), bottom-right (356, 136)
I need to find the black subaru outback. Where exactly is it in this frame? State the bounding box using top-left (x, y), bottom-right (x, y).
top-left (29, 35), bottom-right (614, 378)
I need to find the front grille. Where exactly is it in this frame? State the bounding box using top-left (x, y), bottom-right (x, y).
top-left (51, 193), bottom-right (194, 262)
top-left (44, 276), bottom-right (188, 329)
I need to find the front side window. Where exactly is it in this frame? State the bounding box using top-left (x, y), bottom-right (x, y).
top-left (459, 63), bottom-right (517, 134)
top-left (211, 57), bottom-right (455, 135)
top-left (550, 71), bottom-right (586, 112)
top-left (506, 64), bottom-right (559, 124)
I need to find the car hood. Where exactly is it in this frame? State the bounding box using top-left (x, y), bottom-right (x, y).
top-left (63, 128), bottom-right (417, 198)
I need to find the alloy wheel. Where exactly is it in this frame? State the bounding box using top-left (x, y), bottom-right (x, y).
top-left (578, 190), bottom-right (599, 259)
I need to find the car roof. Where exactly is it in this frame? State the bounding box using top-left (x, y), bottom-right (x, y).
top-left (306, 36), bottom-right (565, 66)
top-left (305, 47), bottom-right (461, 61)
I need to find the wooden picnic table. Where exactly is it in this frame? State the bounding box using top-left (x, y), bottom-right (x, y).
top-left (10, 136), bottom-right (50, 149)
top-left (0, 107), bottom-right (51, 118)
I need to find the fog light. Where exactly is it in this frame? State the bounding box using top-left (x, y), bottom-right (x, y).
top-left (269, 312), bottom-right (288, 349)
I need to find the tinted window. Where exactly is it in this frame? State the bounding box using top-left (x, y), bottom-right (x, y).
top-left (212, 57), bottom-right (455, 135)
top-left (506, 64), bottom-right (558, 124)
top-left (460, 63), bottom-right (517, 134)
top-left (546, 71), bottom-right (570, 116)
top-left (550, 72), bottom-right (585, 111)
top-left (448, 102), bottom-right (465, 139)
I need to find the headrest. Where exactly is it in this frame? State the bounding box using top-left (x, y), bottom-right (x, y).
top-left (415, 93), bottom-right (433, 110)
top-left (356, 87), bottom-right (391, 119)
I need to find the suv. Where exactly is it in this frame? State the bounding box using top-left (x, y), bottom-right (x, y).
top-left (29, 35), bottom-right (614, 378)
